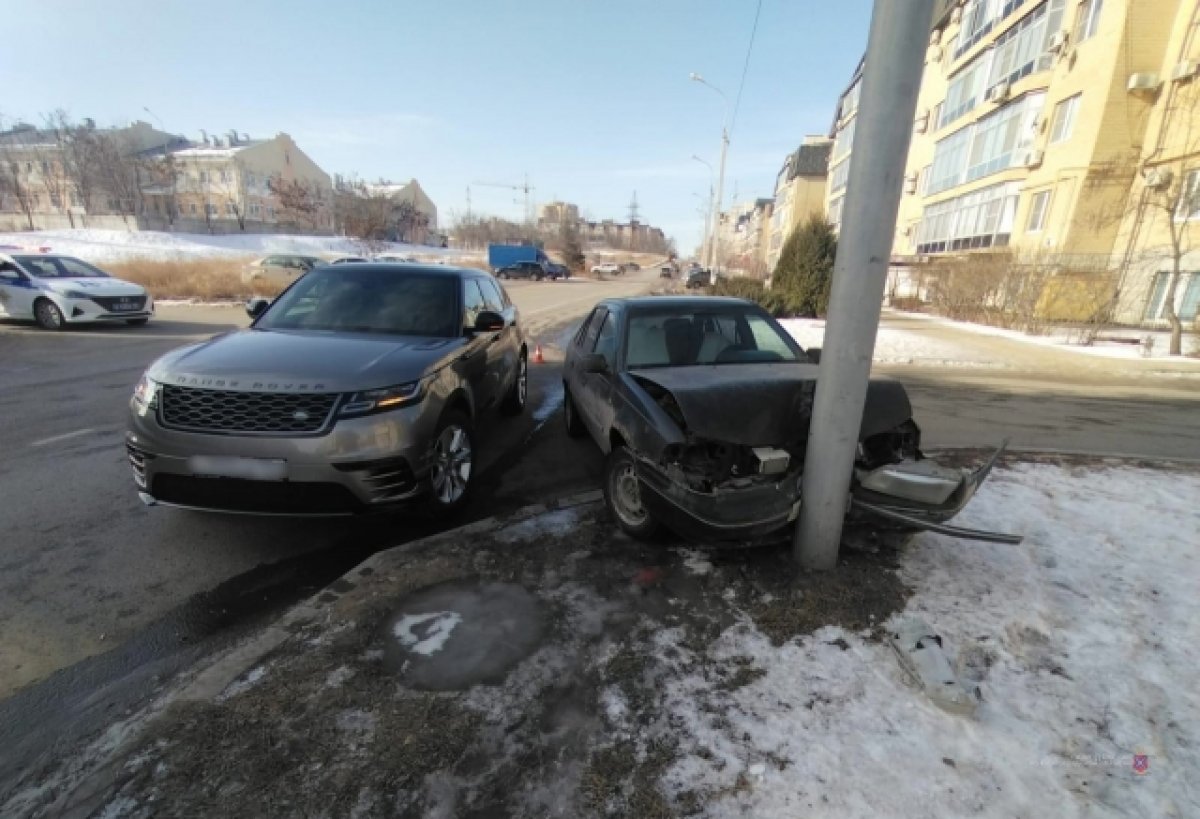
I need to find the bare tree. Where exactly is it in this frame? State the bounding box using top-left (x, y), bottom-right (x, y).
top-left (268, 175), bottom-right (321, 230)
top-left (138, 153), bottom-right (180, 226)
top-left (45, 111), bottom-right (106, 226)
top-left (93, 130), bottom-right (142, 227)
top-left (211, 166), bottom-right (246, 231)
top-left (0, 119), bottom-right (38, 230)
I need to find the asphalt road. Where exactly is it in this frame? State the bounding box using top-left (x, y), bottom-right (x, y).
top-left (2, 276), bottom-right (1198, 706)
top-left (0, 268), bottom-right (660, 700)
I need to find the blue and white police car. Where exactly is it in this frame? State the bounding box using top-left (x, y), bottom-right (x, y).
top-left (0, 249), bottom-right (154, 330)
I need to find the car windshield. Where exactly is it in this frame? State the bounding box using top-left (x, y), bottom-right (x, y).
top-left (257, 268), bottom-right (460, 337)
top-left (12, 255), bottom-right (110, 279)
top-left (625, 306), bottom-right (804, 368)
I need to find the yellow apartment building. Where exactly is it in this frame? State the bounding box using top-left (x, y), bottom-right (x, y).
top-left (768, 136), bottom-right (833, 270)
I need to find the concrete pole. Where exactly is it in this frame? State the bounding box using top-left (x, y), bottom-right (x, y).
top-left (794, 0), bottom-right (933, 571)
top-left (711, 128), bottom-right (729, 282)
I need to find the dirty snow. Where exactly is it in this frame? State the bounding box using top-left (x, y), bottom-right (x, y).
top-left (491, 507), bottom-right (583, 544)
top-left (780, 316), bottom-right (1008, 368)
top-left (393, 611), bottom-right (463, 656)
top-left (216, 664), bottom-right (267, 701)
top-left (656, 463), bottom-right (1200, 817)
top-left (0, 228), bottom-right (469, 264)
top-left (677, 548), bottom-right (714, 576)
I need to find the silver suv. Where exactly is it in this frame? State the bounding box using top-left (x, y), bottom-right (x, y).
top-left (127, 264), bottom-right (527, 515)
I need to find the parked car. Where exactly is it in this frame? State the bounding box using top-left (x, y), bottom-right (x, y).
top-left (685, 269), bottom-right (709, 289)
top-left (329, 256), bottom-right (370, 265)
top-left (127, 264), bottom-right (528, 516)
top-left (374, 254), bottom-right (419, 263)
top-left (591, 263), bottom-right (621, 276)
top-left (495, 261), bottom-right (546, 281)
top-left (242, 254), bottom-right (325, 285)
top-left (624, 262), bottom-right (641, 272)
top-left (0, 251), bottom-right (154, 329)
top-left (659, 265), bottom-right (673, 278)
top-left (544, 262), bottom-right (570, 280)
top-left (561, 296), bottom-right (1016, 545)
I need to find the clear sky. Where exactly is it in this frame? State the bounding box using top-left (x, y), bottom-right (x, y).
top-left (3, 0), bottom-right (871, 252)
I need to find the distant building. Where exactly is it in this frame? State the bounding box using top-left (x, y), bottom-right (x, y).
top-left (363, 179), bottom-right (439, 243)
top-left (580, 218), bottom-right (666, 252)
top-left (537, 200), bottom-right (580, 229)
top-left (768, 136), bottom-right (833, 270)
top-left (714, 198), bottom-right (775, 278)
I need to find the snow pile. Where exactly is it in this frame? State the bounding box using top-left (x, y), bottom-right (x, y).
top-left (780, 317), bottom-right (1008, 368)
top-left (657, 463), bottom-right (1200, 817)
top-left (0, 228), bottom-right (468, 264)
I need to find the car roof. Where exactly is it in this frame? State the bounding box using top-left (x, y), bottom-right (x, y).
top-left (600, 295), bottom-right (755, 311)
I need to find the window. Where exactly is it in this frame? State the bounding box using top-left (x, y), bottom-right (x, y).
top-left (1049, 94), bottom-right (1080, 143)
top-left (918, 165), bottom-right (932, 195)
top-left (1143, 272), bottom-right (1200, 321)
top-left (747, 314), bottom-right (798, 359)
top-left (931, 101), bottom-right (944, 130)
top-left (625, 308), bottom-right (801, 369)
top-left (941, 58), bottom-right (988, 128)
top-left (205, 203), bottom-right (217, 216)
top-left (225, 202), bottom-right (237, 216)
top-left (478, 278), bottom-right (505, 313)
top-left (832, 118), bottom-right (856, 160)
top-left (929, 127), bottom-right (972, 193)
top-left (1176, 169), bottom-right (1200, 221)
top-left (916, 181), bottom-right (1021, 253)
top-left (828, 195), bottom-right (845, 230)
top-left (929, 92), bottom-right (1044, 193)
top-left (190, 203), bottom-right (198, 214)
top-left (575, 308), bottom-right (601, 346)
top-left (582, 308), bottom-right (607, 351)
top-left (984, 0), bottom-right (1066, 97)
top-left (592, 312), bottom-right (619, 365)
top-left (829, 159), bottom-right (850, 193)
top-left (955, 0), bottom-right (1031, 59)
top-left (1075, 0), bottom-right (1103, 42)
top-left (199, 171), bottom-right (208, 184)
top-left (1026, 189), bottom-right (1051, 231)
top-left (462, 279), bottom-right (486, 327)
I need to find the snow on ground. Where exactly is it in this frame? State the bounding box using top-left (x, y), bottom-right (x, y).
top-left (897, 310), bottom-right (1200, 363)
top-left (656, 463), bottom-right (1200, 817)
top-left (0, 228), bottom-right (470, 264)
top-left (780, 317), bottom-right (1009, 368)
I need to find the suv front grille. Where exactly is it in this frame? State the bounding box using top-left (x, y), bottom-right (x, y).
top-left (91, 295), bottom-right (147, 312)
top-left (159, 385), bottom-right (339, 435)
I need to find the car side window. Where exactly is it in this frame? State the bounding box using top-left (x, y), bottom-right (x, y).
top-left (0, 262), bottom-right (23, 279)
top-left (463, 279), bottom-right (487, 327)
top-left (592, 311), bottom-right (619, 366)
top-left (582, 308), bottom-right (607, 351)
top-left (574, 308), bottom-right (600, 347)
top-left (478, 279), bottom-right (505, 313)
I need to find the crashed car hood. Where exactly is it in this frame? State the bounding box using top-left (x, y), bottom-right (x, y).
top-left (628, 363), bottom-right (912, 447)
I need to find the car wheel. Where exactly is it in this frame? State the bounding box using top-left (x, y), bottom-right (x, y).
top-left (34, 298), bottom-right (66, 330)
top-left (427, 411), bottom-right (475, 516)
top-left (126, 318), bottom-right (150, 326)
top-left (498, 272), bottom-right (509, 280)
top-left (535, 274), bottom-right (544, 282)
top-left (501, 350), bottom-right (528, 415)
top-left (603, 445), bottom-right (660, 540)
top-left (563, 385), bottom-right (586, 438)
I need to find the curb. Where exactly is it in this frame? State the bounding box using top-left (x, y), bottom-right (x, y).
top-left (925, 445), bottom-right (1200, 467)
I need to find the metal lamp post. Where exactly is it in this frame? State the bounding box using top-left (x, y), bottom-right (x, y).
top-left (691, 155), bottom-right (715, 263)
top-left (690, 72), bottom-right (729, 281)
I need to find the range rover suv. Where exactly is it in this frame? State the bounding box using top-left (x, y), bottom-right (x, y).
top-left (127, 263), bottom-right (527, 516)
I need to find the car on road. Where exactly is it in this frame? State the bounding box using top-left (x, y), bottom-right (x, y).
top-left (329, 256), bottom-right (370, 265)
top-left (591, 263), bottom-right (621, 276)
top-left (659, 265), bottom-right (673, 278)
top-left (685, 268), bottom-right (709, 289)
top-left (562, 296), bottom-right (1014, 544)
top-left (241, 254), bottom-right (325, 286)
top-left (0, 251), bottom-right (154, 330)
top-left (545, 262), bottom-right (570, 280)
top-left (374, 254), bottom-right (419, 263)
top-left (495, 260), bottom-right (546, 281)
top-left (127, 263), bottom-right (528, 516)
top-left (624, 262), bottom-right (641, 272)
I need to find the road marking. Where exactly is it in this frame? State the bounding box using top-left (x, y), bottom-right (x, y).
top-left (30, 428), bottom-right (100, 448)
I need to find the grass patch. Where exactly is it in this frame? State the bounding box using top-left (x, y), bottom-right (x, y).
top-left (105, 257), bottom-right (284, 301)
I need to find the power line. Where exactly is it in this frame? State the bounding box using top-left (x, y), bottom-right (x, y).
top-left (730, 0), bottom-right (765, 137)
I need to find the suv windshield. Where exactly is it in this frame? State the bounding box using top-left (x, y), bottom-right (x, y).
top-left (13, 255), bottom-right (110, 279)
top-left (257, 268), bottom-right (460, 337)
top-left (625, 306), bottom-right (804, 368)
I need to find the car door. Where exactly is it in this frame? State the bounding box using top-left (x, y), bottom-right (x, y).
top-left (460, 278), bottom-right (498, 409)
top-left (477, 277), bottom-right (518, 399)
top-left (0, 261), bottom-right (38, 319)
top-left (574, 307), bottom-right (621, 446)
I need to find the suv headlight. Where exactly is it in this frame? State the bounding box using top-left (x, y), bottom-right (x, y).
top-left (339, 381), bottom-right (424, 417)
top-left (132, 373), bottom-right (159, 414)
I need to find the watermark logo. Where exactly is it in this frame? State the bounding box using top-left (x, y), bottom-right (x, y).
top-left (1132, 754), bottom-right (1149, 776)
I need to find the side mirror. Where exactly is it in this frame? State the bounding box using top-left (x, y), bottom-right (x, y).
top-left (246, 297), bottom-right (270, 319)
top-left (581, 352), bottom-right (609, 374)
top-left (806, 347), bottom-right (821, 364)
top-left (474, 310), bottom-right (505, 332)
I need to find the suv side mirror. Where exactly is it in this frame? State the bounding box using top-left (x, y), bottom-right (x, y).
top-left (474, 310), bottom-right (505, 332)
top-left (246, 297), bottom-right (271, 319)
top-left (581, 352), bottom-right (609, 374)
top-left (806, 347), bottom-right (821, 364)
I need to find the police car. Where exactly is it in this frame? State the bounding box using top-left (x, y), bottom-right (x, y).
top-left (0, 249), bottom-right (154, 330)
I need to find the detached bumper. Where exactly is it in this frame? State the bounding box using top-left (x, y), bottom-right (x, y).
top-left (636, 461), bottom-right (801, 543)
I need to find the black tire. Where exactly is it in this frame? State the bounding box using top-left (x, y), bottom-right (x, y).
top-left (426, 410), bottom-right (475, 517)
top-left (500, 350), bottom-right (528, 415)
top-left (34, 298), bottom-right (66, 331)
top-left (497, 271), bottom-right (509, 280)
top-left (603, 445), bottom-right (660, 540)
top-left (126, 318), bottom-right (150, 326)
top-left (563, 385), bottom-right (586, 438)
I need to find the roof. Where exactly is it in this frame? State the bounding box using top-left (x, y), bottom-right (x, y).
top-left (791, 142), bottom-right (832, 177)
top-left (171, 142), bottom-right (262, 158)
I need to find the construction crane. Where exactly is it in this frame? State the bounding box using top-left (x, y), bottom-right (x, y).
top-left (471, 174), bottom-right (535, 224)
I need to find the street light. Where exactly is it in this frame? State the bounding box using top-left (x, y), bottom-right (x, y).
top-left (690, 73), bottom-right (730, 282)
top-left (691, 155), bottom-right (714, 264)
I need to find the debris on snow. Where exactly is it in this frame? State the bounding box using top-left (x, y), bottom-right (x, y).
top-left (393, 611), bottom-right (463, 656)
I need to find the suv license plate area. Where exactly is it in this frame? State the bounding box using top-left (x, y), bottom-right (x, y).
top-left (188, 456), bottom-right (288, 481)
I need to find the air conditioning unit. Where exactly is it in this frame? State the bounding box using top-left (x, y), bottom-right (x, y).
top-left (1171, 60), bottom-right (1199, 82)
top-left (1144, 168), bottom-right (1173, 190)
top-left (1046, 30), bottom-right (1070, 54)
top-left (1127, 73), bottom-right (1162, 92)
top-left (985, 81), bottom-right (1011, 103)
top-left (1021, 149), bottom-right (1044, 168)
top-left (904, 175), bottom-right (919, 194)
top-left (914, 109), bottom-right (930, 133)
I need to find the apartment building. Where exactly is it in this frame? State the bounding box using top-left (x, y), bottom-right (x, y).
top-left (716, 198), bottom-right (775, 278)
top-left (768, 136), bottom-right (833, 270)
top-left (825, 59), bottom-right (864, 233)
top-left (889, 0), bottom-right (1194, 325)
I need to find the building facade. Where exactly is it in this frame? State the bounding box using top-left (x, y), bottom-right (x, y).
top-left (537, 200), bottom-right (580, 229)
top-left (768, 136), bottom-right (833, 269)
top-left (825, 59), bottom-right (864, 233)
top-left (887, 0), bottom-right (1197, 325)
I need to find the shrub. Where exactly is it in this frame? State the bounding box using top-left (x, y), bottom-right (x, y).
top-left (770, 215), bottom-right (837, 317)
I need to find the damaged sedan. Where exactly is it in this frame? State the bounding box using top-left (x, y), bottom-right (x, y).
top-left (563, 296), bottom-right (1017, 545)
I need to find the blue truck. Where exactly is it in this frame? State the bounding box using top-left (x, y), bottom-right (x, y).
top-left (487, 243), bottom-right (566, 280)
